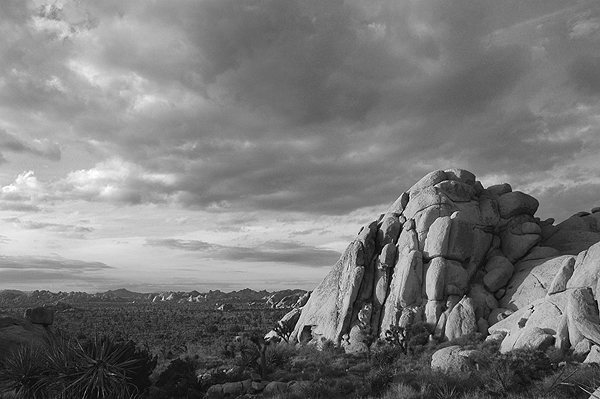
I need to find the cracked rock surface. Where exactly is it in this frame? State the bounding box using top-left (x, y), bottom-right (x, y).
top-left (288, 169), bottom-right (600, 354)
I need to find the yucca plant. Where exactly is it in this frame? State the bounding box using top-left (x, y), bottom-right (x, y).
top-left (40, 334), bottom-right (155, 399)
top-left (0, 344), bottom-right (49, 399)
top-left (43, 334), bottom-right (79, 383)
top-left (62, 336), bottom-right (146, 399)
top-left (0, 334), bottom-right (155, 399)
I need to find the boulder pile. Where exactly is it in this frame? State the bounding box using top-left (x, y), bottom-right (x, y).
top-left (0, 307), bottom-right (54, 362)
top-left (289, 169), bottom-right (600, 355)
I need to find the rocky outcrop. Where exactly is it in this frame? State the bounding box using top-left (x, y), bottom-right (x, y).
top-left (24, 306), bottom-right (55, 326)
top-left (265, 289), bottom-right (309, 309)
top-left (0, 314), bottom-right (51, 362)
top-left (290, 169), bottom-right (600, 354)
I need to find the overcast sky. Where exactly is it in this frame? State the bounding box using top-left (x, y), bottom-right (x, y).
top-left (1, 0), bottom-right (599, 292)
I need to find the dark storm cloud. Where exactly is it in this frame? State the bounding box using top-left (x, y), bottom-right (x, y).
top-left (0, 0), bottom-right (599, 219)
top-left (529, 181), bottom-right (600, 222)
top-left (146, 238), bottom-right (341, 267)
top-left (570, 55), bottom-right (600, 95)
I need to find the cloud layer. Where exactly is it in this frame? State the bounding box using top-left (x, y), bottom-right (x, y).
top-left (1, 0), bottom-right (600, 290)
top-left (146, 238), bottom-right (341, 267)
top-left (1, 0), bottom-right (599, 219)
top-left (0, 255), bottom-right (114, 290)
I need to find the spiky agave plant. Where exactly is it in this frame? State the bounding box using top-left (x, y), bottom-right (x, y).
top-left (0, 344), bottom-right (50, 399)
top-left (57, 336), bottom-right (145, 399)
top-left (41, 333), bottom-right (85, 398)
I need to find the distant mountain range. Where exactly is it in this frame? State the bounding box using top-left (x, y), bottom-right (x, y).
top-left (0, 288), bottom-right (310, 310)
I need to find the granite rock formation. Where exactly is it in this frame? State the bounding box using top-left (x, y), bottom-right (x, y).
top-left (290, 169), bottom-right (600, 354)
top-left (0, 310), bottom-right (53, 362)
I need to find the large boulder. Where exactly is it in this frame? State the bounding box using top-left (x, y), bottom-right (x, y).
top-left (24, 307), bottom-right (55, 326)
top-left (543, 212), bottom-right (600, 255)
top-left (497, 191), bottom-right (539, 219)
top-left (379, 250), bottom-right (423, 336)
top-left (499, 326), bottom-right (555, 353)
top-left (489, 295), bottom-right (563, 353)
top-left (0, 314), bottom-right (51, 362)
top-left (567, 242), bottom-right (600, 292)
top-left (291, 239), bottom-right (368, 344)
top-left (483, 256), bottom-right (514, 293)
top-left (431, 345), bottom-right (485, 373)
top-left (444, 297), bottom-right (477, 341)
top-left (500, 255), bottom-right (574, 310)
top-left (500, 215), bottom-right (541, 262)
top-left (565, 287), bottom-right (600, 347)
top-left (289, 169), bottom-right (600, 353)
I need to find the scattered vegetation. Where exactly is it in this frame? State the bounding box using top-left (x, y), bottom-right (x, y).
top-left (0, 334), bottom-right (156, 398)
top-left (2, 302), bottom-right (600, 398)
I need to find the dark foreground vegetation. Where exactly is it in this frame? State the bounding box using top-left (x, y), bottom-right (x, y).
top-left (1, 302), bottom-right (600, 398)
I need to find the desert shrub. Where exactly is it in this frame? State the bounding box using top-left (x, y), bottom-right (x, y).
top-left (236, 339), bottom-right (261, 372)
top-left (406, 322), bottom-right (431, 351)
top-left (378, 382), bottom-right (420, 399)
top-left (536, 363), bottom-right (600, 399)
top-left (383, 322), bottom-right (432, 358)
top-left (545, 346), bottom-right (567, 365)
top-left (298, 378), bottom-right (350, 399)
top-left (439, 331), bottom-right (484, 349)
top-left (0, 335), bottom-right (156, 399)
top-left (407, 369), bottom-right (480, 398)
top-left (0, 344), bottom-right (49, 399)
top-left (53, 335), bottom-right (156, 399)
top-left (363, 365), bottom-right (394, 396)
top-left (319, 338), bottom-right (341, 352)
top-left (497, 348), bottom-right (552, 380)
top-left (152, 357), bottom-right (202, 399)
top-left (458, 389), bottom-right (496, 399)
top-left (205, 324), bottom-right (218, 334)
top-left (478, 335), bottom-right (501, 354)
top-left (371, 343), bottom-right (406, 366)
top-left (220, 333), bottom-right (271, 377)
top-left (477, 348), bottom-right (553, 395)
top-left (384, 325), bottom-right (408, 350)
top-left (266, 343), bottom-right (297, 371)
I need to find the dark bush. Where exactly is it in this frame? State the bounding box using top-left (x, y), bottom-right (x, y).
top-left (0, 344), bottom-right (48, 399)
top-left (0, 335), bottom-right (156, 399)
top-left (56, 336), bottom-right (157, 399)
top-left (153, 357), bottom-right (202, 399)
top-left (371, 344), bottom-right (406, 366)
top-left (480, 348), bottom-right (553, 394)
top-left (266, 343), bottom-right (296, 370)
top-left (364, 365), bottom-right (394, 396)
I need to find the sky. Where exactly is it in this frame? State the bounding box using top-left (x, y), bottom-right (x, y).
top-left (0, 0), bottom-right (599, 293)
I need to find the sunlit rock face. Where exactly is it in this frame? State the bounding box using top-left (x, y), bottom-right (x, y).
top-left (290, 169), bottom-right (600, 353)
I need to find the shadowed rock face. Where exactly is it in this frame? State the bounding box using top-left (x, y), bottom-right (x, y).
top-left (289, 169), bottom-right (600, 354)
top-left (0, 314), bottom-right (50, 362)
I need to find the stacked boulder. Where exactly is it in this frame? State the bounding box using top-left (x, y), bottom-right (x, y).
top-left (290, 169), bottom-right (600, 355)
top-left (490, 238), bottom-right (600, 355)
